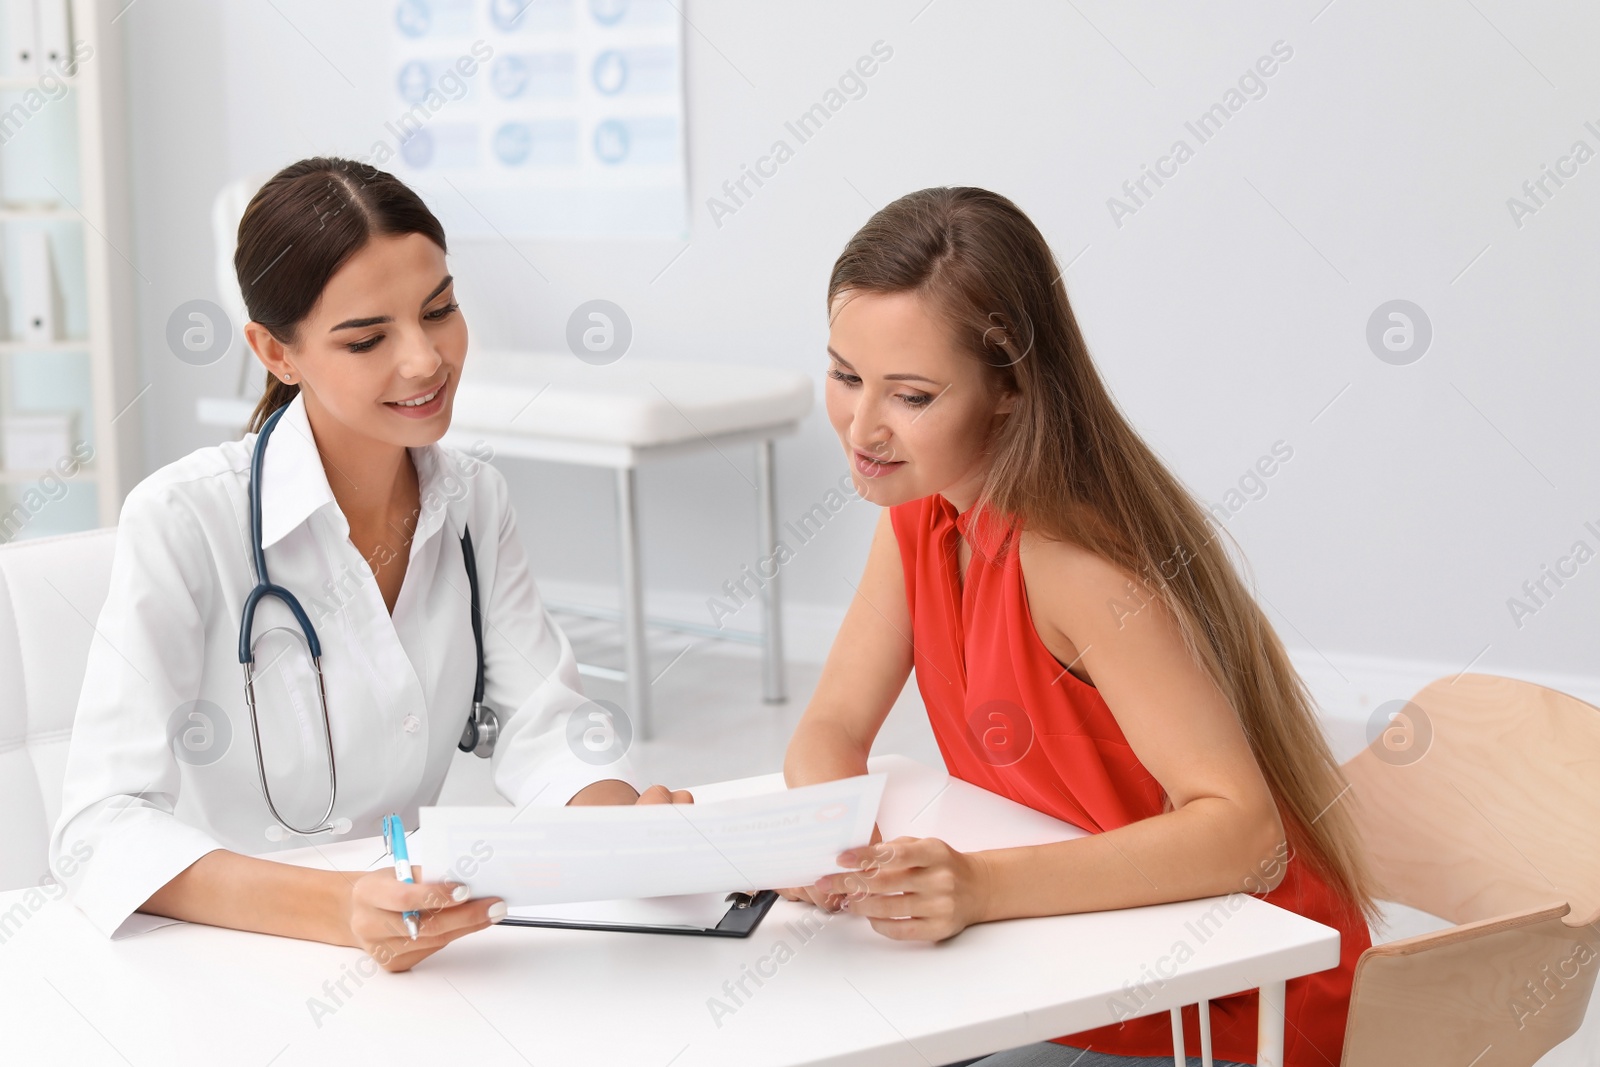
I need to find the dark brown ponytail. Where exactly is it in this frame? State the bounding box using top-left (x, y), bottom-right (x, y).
top-left (234, 157), bottom-right (447, 434)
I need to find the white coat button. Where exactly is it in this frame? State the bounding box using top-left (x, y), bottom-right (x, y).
top-left (401, 715), bottom-right (421, 734)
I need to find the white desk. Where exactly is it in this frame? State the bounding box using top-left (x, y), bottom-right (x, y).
top-left (0, 756), bottom-right (1339, 1066)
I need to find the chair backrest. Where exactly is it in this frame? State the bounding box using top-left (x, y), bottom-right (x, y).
top-left (1342, 901), bottom-right (1594, 1066)
top-left (1344, 672), bottom-right (1600, 924)
top-left (0, 528), bottom-right (119, 893)
top-left (1340, 673), bottom-right (1600, 1065)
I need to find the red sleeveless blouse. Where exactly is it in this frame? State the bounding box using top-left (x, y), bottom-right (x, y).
top-left (888, 493), bottom-right (1368, 1066)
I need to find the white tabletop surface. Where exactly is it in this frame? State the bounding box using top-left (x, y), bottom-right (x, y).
top-left (0, 755), bottom-right (1340, 1066)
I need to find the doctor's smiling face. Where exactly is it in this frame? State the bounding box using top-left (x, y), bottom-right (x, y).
top-left (825, 288), bottom-right (1014, 512)
top-left (245, 231), bottom-right (465, 452)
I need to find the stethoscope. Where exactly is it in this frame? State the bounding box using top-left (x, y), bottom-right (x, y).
top-left (239, 402), bottom-right (500, 839)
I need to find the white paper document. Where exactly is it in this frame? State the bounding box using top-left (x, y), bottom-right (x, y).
top-left (416, 773), bottom-right (886, 906)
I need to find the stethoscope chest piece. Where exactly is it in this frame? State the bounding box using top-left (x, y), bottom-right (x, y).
top-left (454, 516), bottom-right (499, 759)
top-left (459, 700), bottom-right (500, 758)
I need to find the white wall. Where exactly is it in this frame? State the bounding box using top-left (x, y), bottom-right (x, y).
top-left (118, 0), bottom-right (1599, 703)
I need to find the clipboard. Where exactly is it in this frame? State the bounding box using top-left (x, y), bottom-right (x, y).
top-left (498, 890), bottom-right (780, 938)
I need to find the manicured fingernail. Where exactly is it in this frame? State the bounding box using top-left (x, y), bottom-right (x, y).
top-left (487, 901), bottom-right (507, 923)
top-left (451, 884), bottom-right (471, 902)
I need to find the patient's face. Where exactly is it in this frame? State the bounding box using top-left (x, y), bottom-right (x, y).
top-left (286, 231), bottom-right (467, 452)
top-left (826, 289), bottom-right (1013, 509)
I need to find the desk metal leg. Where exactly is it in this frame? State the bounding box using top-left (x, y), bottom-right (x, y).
top-left (1257, 981), bottom-right (1286, 1067)
top-left (754, 438), bottom-right (786, 705)
top-left (616, 466), bottom-right (651, 740)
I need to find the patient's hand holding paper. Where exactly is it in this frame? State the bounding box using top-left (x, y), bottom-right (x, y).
top-left (415, 773), bottom-right (887, 906)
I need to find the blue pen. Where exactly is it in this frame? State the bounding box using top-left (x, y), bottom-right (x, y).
top-left (382, 814), bottom-right (420, 940)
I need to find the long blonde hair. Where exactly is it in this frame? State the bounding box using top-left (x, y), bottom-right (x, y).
top-left (830, 187), bottom-right (1380, 928)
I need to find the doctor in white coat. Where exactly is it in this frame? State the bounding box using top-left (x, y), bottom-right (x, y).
top-left (50, 157), bottom-right (692, 971)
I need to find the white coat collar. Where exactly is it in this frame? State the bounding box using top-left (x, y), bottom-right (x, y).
top-left (256, 390), bottom-right (473, 551)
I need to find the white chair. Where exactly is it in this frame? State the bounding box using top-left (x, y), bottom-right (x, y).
top-left (0, 527), bottom-right (118, 893)
top-left (204, 176), bottom-right (815, 740)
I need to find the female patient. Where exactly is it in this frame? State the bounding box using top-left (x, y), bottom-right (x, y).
top-left (780, 188), bottom-right (1376, 1067)
top-left (50, 157), bottom-right (689, 971)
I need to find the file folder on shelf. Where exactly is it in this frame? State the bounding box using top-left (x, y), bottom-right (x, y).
top-left (7, 0), bottom-right (38, 77)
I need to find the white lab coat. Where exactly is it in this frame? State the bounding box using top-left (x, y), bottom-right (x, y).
top-left (50, 391), bottom-right (646, 937)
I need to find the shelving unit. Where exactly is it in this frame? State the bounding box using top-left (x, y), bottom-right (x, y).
top-left (0, 0), bottom-right (138, 543)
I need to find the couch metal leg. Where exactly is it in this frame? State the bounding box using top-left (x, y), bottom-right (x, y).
top-left (616, 465), bottom-right (650, 740)
top-left (755, 438), bottom-right (786, 705)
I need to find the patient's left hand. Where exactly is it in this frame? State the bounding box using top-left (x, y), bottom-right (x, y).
top-left (812, 836), bottom-right (992, 942)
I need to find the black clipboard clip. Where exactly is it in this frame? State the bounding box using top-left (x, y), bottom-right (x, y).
top-left (498, 889), bottom-right (780, 938)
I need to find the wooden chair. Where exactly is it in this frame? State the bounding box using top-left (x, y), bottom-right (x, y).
top-left (1339, 673), bottom-right (1600, 1065)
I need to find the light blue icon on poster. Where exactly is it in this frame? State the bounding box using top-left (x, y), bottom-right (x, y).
top-left (490, 0), bottom-right (575, 31)
top-left (588, 0), bottom-right (669, 25)
top-left (401, 129), bottom-right (435, 168)
top-left (398, 60), bottom-right (432, 104)
top-left (494, 123), bottom-right (533, 165)
top-left (593, 50), bottom-right (628, 95)
top-left (400, 124), bottom-right (478, 169)
top-left (492, 0), bottom-right (573, 31)
top-left (499, 119), bottom-right (578, 165)
top-left (589, 0), bottom-right (628, 25)
top-left (489, 0), bottom-right (522, 30)
top-left (395, 0), bottom-right (430, 37)
top-left (491, 55), bottom-right (530, 98)
top-left (591, 116), bottom-right (674, 166)
top-left (588, 47), bottom-right (673, 96)
top-left (593, 120), bottom-right (629, 164)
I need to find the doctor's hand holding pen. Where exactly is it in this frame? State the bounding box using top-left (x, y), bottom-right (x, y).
top-left (344, 865), bottom-right (503, 974)
top-left (139, 778), bottom-right (695, 974)
top-left (346, 778), bottom-right (696, 973)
